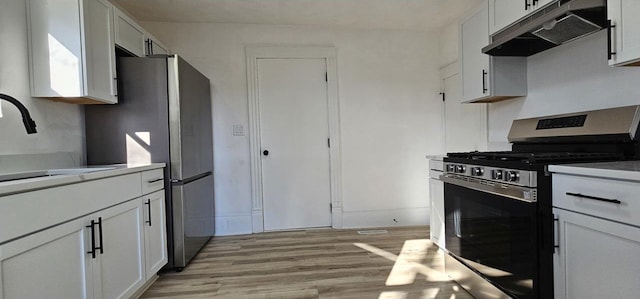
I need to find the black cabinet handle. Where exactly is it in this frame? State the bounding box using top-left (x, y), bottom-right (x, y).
top-left (566, 192), bottom-right (622, 204)
top-left (553, 215), bottom-right (560, 254)
top-left (525, 0), bottom-right (531, 10)
top-left (96, 217), bottom-right (104, 255)
top-left (607, 20), bottom-right (617, 60)
top-left (145, 199), bottom-right (152, 226)
top-left (147, 178), bottom-right (163, 183)
top-left (145, 38), bottom-right (152, 56)
top-left (532, 0), bottom-right (538, 5)
top-left (482, 70), bottom-right (488, 94)
top-left (86, 220), bottom-right (97, 259)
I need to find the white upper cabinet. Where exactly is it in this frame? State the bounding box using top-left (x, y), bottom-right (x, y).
top-left (608, 0), bottom-right (640, 66)
top-left (27, 0), bottom-right (117, 104)
top-left (460, 2), bottom-right (527, 103)
top-left (489, 0), bottom-right (526, 35)
top-left (114, 7), bottom-right (146, 57)
top-left (113, 7), bottom-right (170, 57)
top-left (145, 33), bottom-right (170, 56)
top-left (489, 0), bottom-right (555, 35)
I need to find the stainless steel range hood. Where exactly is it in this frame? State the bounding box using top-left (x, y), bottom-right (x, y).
top-left (483, 0), bottom-right (607, 56)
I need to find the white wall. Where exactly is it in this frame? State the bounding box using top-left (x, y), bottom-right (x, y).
top-left (438, 22), bottom-right (459, 68)
top-left (0, 0), bottom-right (84, 160)
top-left (141, 22), bottom-right (443, 235)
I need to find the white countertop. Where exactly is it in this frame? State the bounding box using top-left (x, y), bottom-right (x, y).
top-left (425, 155), bottom-right (445, 161)
top-left (549, 160), bottom-right (640, 181)
top-left (0, 163), bottom-right (165, 197)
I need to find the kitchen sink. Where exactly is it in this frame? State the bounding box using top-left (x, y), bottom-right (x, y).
top-left (0, 167), bottom-right (116, 183)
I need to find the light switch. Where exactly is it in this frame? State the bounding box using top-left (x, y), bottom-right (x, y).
top-left (233, 124), bottom-right (244, 136)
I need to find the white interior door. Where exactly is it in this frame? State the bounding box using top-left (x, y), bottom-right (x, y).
top-left (443, 73), bottom-right (487, 152)
top-left (258, 58), bottom-right (332, 231)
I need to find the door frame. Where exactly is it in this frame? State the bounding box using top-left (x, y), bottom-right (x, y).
top-left (246, 46), bottom-right (342, 233)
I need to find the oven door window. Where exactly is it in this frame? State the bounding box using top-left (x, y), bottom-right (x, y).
top-left (445, 183), bottom-right (537, 299)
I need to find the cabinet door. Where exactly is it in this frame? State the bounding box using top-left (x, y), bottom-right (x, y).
top-left (553, 208), bottom-right (640, 299)
top-left (27, 0), bottom-right (117, 103)
top-left (0, 217), bottom-right (93, 299)
top-left (93, 200), bottom-right (145, 299)
top-left (114, 8), bottom-right (145, 57)
top-left (429, 178), bottom-right (445, 249)
top-left (608, 0), bottom-right (640, 66)
top-left (461, 4), bottom-right (490, 102)
top-left (143, 191), bottom-right (168, 279)
top-left (83, 0), bottom-right (118, 103)
top-left (489, 0), bottom-right (528, 34)
top-left (145, 35), bottom-right (170, 56)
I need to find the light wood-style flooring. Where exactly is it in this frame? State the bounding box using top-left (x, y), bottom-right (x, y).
top-left (141, 226), bottom-right (473, 299)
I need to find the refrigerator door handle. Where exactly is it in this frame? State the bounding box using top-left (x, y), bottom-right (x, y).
top-left (171, 171), bottom-right (213, 185)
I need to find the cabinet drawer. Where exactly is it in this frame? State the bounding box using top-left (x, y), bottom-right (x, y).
top-left (553, 173), bottom-right (640, 227)
top-left (141, 169), bottom-right (164, 195)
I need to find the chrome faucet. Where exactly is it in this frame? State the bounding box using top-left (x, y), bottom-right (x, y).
top-left (0, 93), bottom-right (37, 134)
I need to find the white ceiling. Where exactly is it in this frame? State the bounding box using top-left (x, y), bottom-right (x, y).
top-left (112, 0), bottom-right (482, 31)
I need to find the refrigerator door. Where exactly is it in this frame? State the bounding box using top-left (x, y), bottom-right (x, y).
top-left (172, 173), bottom-right (215, 269)
top-left (167, 56), bottom-right (214, 180)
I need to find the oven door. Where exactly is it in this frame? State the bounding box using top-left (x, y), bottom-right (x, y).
top-left (444, 176), bottom-right (538, 299)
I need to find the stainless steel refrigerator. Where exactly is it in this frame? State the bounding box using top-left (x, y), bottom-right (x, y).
top-left (85, 55), bottom-right (214, 271)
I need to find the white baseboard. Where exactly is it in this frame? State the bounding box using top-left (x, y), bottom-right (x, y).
top-left (331, 206), bottom-right (343, 229)
top-left (214, 208), bottom-right (429, 236)
top-left (341, 207), bottom-right (430, 229)
top-left (214, 215), bottom-right (253, 236)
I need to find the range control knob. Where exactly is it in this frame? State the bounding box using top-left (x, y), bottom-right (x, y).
top-left (455, 165), bottom-right (466, 174)
top-left (471, 167), bottom-right (484, 176)
top-left (506, 171), bottom-right (520, 182)
top-left (492, 170), bottom-right (503, 180)
top-left (446, 164), bottom-right (456, 172)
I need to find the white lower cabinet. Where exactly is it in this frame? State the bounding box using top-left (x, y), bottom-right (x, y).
top-left (0, 200), bottom-right (145, 299)
top-left (553, 208), bottom-right (640, 299)
top-left (429, 177), bottom-right (445, 249)
top-left (0, 167), bottom-right (166, 299)
top-left (143, 190), bottom-right (168, 279)
top-left (93, 200), bottom-right (146, 299)
top-left (0, 216), bottom-right (94, 299)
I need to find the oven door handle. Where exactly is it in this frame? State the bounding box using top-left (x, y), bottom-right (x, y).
top-left (443, 174), bottom-right (537, 203)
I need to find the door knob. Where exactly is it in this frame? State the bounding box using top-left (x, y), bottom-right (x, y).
top-left (263, 150), bottom-right (269, 156)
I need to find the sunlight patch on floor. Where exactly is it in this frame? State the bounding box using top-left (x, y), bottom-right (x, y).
top-left (353, 239), bottom-right (451, 286)
top-left (378, 291), bottom-right (408, 299)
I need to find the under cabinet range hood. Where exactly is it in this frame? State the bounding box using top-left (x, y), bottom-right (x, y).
top-left (483, 0), bottom-right (607, 56)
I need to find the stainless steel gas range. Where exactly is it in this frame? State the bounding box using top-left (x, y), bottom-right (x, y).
top-left (443, 105), bottom-right (640, 299)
